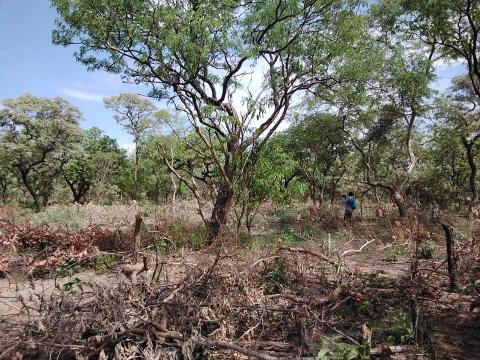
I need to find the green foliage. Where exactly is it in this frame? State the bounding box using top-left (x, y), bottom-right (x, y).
top-left (93, 254), bottom-right (115, 274)
top-left (56, 257), bottom-right (81, 277)
top-left (0, 94), bottom-right (83, 210)
top-left (281, 227), bottom-right (300, 245)
top-left (383, 248), bottom-right (405, 262)
top-left (385, 309), bottom-right (412, 345)
top-left (316, 341), bottom-right (369, 360)
top-left (358, 301), bottom-right (375, 317)
top-left (190, 232), bottom-right (204, 249)
top-left (61, 277), bottom-right (83, 292)
top-left (263, 260), bottom-right (290, 294)
top-left (419, 241), bottom-right (436, 259)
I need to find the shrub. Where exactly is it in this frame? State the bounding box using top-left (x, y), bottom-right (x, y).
top-left (56, 257), bottom-right (81, 277)
top-left (263, 259), bottom-right (290, 294)
top-left (419, 241), bottom-right (436, 259)
top-left (93, 254), bottom-right (116, 274)
top-left (384, 247), bottom-right (405, 262)
top-left (386, 309), bottom-right (412, 344)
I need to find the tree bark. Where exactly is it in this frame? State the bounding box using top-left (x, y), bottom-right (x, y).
top-left (206, 181), bottom-right (234, 244)
top-left (133, 136), bottom-right (139, 201)
top-left (19, 169), bottom-right (41, 212)
top-left (441, 223), bottom-right (457, 292)
top-left (463, 138), bottom-right (477, 217)
top-left (392, 190), bottom-right (407, 217)
top-left (309, 185), bottom-right (316, 205)
top-left (133, 212), bottom-right (143, 264)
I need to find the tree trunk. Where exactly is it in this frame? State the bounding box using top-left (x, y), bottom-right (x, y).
top-left (19, 169), bottom-right (41, 212)
top-left (132, 212), bottom-right (143, 264)
top-left (170, 173), bottom-right (177, 205)
top-left (133, 137), bottom-right (139, 201)
top-left (309, 185), bottom-right (316, 205)
top-left (392, 191), bottom-right (407, 217)
top-left (463, 139), bottom-right (477, 217)
top-left (441, 223), bottom-right (457, 292)
top-left (206, 181), bottom-right (234, 244)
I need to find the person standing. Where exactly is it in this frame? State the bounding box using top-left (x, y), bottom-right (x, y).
top-left (342, 192), bottom-right (357, 225)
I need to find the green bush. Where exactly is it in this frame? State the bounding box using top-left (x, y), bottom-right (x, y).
top-left (316, 341), bottom-right (370, 360)
top-left (94, 254), bottom-right (116, 274)
top-left (263, 260), bottom-right (290, 294)
top-left (281, 227), bottom-right (299, 245)
top-left (190, 232), bottom-right (203, 248)
top-left (56, 257), bottom-right (81, 277)
top-left (419, 241), bottom-right (436, 259)
top-left (383, 247), bottom-right (405, 262)
top-left (386, 309), bottom-right (412, 344)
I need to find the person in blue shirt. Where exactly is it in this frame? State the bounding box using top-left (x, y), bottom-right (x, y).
top-left (342, 192), bottom-right (356, 225)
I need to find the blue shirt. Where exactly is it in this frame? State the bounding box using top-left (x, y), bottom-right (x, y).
top-left (344, 196), bottom-right (354, 211)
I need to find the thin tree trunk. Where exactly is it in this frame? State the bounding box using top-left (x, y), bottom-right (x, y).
top-left (170, 173), bottom-right (177, 205)
top-left (133, 137), bottom-right (139, 201)
top-left (463, 139), bottom-right (477, 217)
top-left (310, 185), bottom-right (316, 205)
top-left (20, 169), bottom-right (41, 212)
top-left (441, 223), bottom-right (457, 292)
top-left (133, 213), bottom-right (143, 264)
top-left (392, 190), bottom-right (407, 217)
top-left (206, 181), bottom-right (234, 244)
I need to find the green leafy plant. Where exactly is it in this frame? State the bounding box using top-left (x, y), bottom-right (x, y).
top-left (94, 254), bottom-right (115, 274)
top-left (281, 228), bottom-right (299, 245)
top-left (383, 248), bottom-right (405, 262)
top-left (358, 301), bottom-right (374, 317)
top-left (386, 309), bottom-right (412, 345)
top-left (263, 260), bottom-right (290, 294)
top-left (61, 277), bottom-right (83, 292)
top-left (317, 341), bottom-right (369, 360)
top-left (419, 241), bottom-right (436, 259)
top-left (56, 257), bottom-right (81, 277)
top-left (190, 232), bottom-right (203, 249)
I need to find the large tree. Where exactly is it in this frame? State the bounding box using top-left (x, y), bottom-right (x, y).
top-left (435, 75), bottom-right (480, 213)
top-left (52, 0), bottom-right (373, 242)
top-left (83, 127), bottom-right (132, 203)
top-left (376, 0), bottom-right (480, 98)
top-left (285, 113), bottom-right (349, 205)
top-left (104, 93), bottom-right (156, 200)
top-left (0, 94), bottom-right (83, 211)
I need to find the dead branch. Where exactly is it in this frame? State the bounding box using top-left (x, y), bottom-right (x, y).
top-left (340, 239), bottom-right (376, 257)
top-left (279, 247), bottom-right (337, 266)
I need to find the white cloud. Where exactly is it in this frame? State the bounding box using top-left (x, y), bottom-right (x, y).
top-left (121, 143), bottom-right (136, 156)
top-left (58, 88), bottom-right (106, 103)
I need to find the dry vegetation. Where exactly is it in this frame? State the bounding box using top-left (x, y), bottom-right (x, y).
top-left (0, 202), bottom-right (479, 360)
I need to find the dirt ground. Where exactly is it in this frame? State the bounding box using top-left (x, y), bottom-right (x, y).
top-left (0, 203), bottom-right (479, 359)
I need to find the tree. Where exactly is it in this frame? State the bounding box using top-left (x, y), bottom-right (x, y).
top-left (0, 94), bottom-right (83, 211)
top-left (377, 0), bottom-right (480, 100)
top-left (61, 149), bottom-right (95, 203)
top-left (104, 93), bottom-right (156, 200)
top-left (140, 135), bottom-right (178, 204)
top-left (421, 123), bottom-right (470, 208)
top-left (435, 75), bottom-right (480, 213)
top-left (284, 113), bottom-right (349, 205)
top-left (52, 0), bottom-right (373, 242)
top-left (234, 135), bottom-right (298, 236)
top-left (83, 127), bottom-right (132, 203)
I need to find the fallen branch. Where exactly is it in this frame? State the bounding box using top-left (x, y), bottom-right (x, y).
top-left (279, 247), bottom-right (337, 266)
top-left (340, 239), bottom-right (376, 257)
top-left (204, 340), bottom-right (279, 360)
top-left (370, 344), bottom-right (413, 355)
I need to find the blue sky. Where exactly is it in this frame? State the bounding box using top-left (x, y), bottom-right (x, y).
top-left (0, 0), bottom-right (469, 148)
top-left (0, 0), bottom-right (151, 147)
